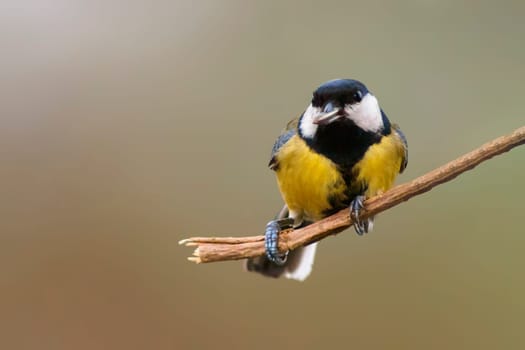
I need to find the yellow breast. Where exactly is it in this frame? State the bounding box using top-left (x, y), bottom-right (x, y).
top-left (353, 131), bottom-right (406, 197)
top-left (273, 132), bottom-right (406, 221)
top-left (274, 135), bottom-right (347, 221)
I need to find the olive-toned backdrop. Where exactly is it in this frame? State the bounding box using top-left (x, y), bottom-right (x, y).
top-left (2, 1), bottom-right (524, 349)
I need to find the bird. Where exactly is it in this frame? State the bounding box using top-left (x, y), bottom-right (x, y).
top-left (245, 78), bottom-right (408, 281)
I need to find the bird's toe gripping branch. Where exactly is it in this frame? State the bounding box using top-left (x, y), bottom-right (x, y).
top-left (264, 218), bottom-right (294, 265)
top-left (350, 195), bottom-right (371, 235)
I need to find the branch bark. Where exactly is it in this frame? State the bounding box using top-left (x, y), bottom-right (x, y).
top-left (180, 126), bottom-right (525, 263)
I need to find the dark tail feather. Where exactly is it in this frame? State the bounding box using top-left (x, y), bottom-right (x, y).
top-left (244, 242), bottom-right (318, 281)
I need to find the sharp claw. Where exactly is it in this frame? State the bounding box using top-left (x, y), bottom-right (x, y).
top-left (264, 219), bottom-right (293, 265)
top-left (350, 195), bottom-right (367, 236)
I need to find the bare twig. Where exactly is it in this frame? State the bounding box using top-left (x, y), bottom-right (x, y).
top-left (180, 126), bottom-right (525, 264)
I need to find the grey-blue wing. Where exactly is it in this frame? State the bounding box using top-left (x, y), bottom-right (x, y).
top-left (268, 117), bottom-right (298, 170)
top-left (392, 124), bottom-right (408, 173)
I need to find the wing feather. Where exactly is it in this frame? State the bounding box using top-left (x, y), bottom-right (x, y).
top-left (392, 124), bottom-right (408, 173)
top-left (268, 116), bottom-right (300, 170)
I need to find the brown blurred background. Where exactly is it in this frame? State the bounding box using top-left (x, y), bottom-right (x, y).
top-left (1, 1), bottom-right (524, 349)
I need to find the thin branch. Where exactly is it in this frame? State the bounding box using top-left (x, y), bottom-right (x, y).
top-left (180, 126), bottom-right (525, 264)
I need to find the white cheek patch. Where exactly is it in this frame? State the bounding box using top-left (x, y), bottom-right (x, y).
top-left (299, 104), bottom-right (321, 139)
top-left (344, 93), bottom-right (383, 132)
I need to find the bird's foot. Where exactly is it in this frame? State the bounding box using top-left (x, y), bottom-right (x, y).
top-left (350, 195), bottom-right (370, 235)
top-left (264, 218), bottom-right (294, 265)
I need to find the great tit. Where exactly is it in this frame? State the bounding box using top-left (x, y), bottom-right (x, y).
top-left (245, 79), bottom-right (408, 281)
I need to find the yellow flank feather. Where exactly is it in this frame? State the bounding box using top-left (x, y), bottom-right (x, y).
top-left (353, 131), bottom-right (406, 197)
top-left (274, 135), bottom-right (347, 221)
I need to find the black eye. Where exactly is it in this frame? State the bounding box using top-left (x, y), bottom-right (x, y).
top-left (354, 90), bottom-right (363, 102)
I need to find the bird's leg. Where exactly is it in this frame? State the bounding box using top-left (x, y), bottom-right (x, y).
top-left (350, 195), bottom-right (369, 235)
top-left (264, 217), bottom-right (294, 265)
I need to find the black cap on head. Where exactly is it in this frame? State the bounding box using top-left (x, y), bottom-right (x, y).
top-left (311, 79), bottom-right (369, 108)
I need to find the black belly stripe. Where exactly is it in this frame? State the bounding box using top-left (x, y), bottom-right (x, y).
top-left (299, 118), bottom-right (390, 215)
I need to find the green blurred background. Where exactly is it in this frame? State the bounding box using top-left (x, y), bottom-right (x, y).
top-left (2, 1), bottom-right (524, 349)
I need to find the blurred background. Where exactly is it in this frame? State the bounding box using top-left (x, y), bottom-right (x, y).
top-left (1, 0), bottom-right (524, 349)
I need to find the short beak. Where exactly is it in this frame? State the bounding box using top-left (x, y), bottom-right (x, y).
top-left (313, 102), bottom-right (343, 125)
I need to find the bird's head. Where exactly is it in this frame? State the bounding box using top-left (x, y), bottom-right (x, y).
top-left (299, 79), bottom-right (386, 140)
